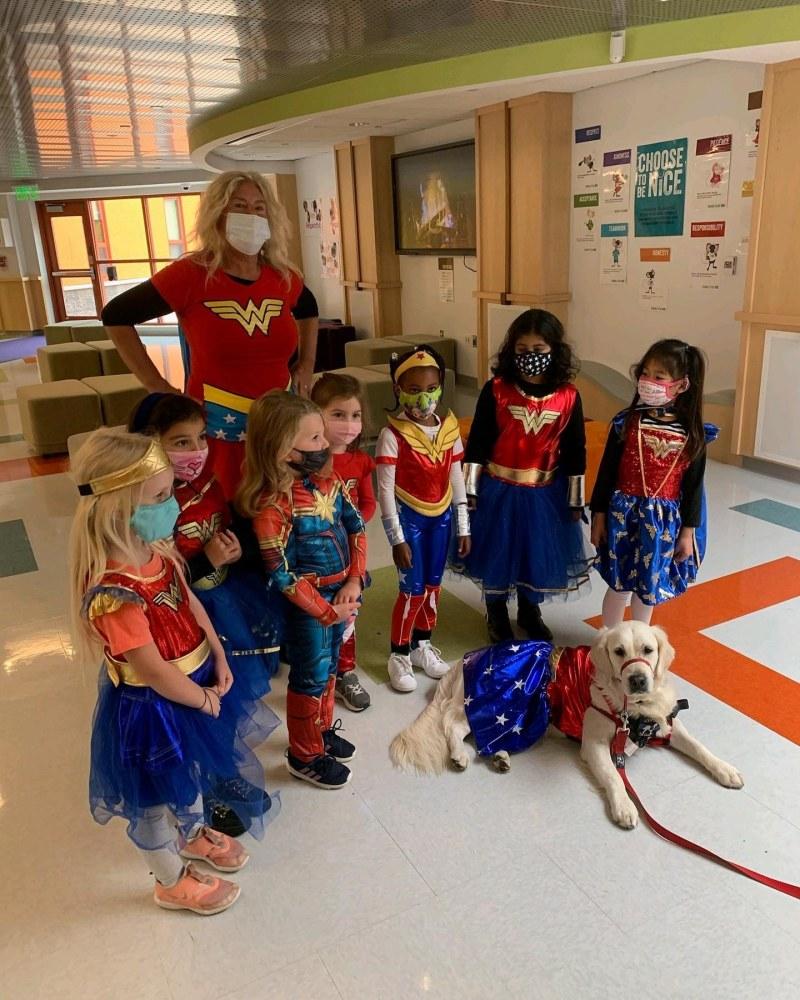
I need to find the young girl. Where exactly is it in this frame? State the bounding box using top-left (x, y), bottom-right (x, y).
top-left (71, 429), bottom-right (276, 914)
top-left (376, 346), bottom-right (471, 693)
top-left (590, 339), bottom-right (713, 626)
top-left (458, 310), bottom-right (592, 644)
top-left (311, 373), bottom-right (376, 712)
top-left (239, 391), bottom-right (366, 789)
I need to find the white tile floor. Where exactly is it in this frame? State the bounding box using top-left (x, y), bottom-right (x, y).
top-left (1, 448), bottom-right (800, 999)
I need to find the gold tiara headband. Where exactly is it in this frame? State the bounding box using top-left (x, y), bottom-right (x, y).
top-left (394, 350), bottom-right (439, 381)
top-left (77, 440), bottom-right (171, 496)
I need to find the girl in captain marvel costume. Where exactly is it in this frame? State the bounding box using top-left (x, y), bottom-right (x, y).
top-left (376, 346), bottom-right (471, 694)
top-left (456, 310), bottom-right (593, 645)
top-left (240, 391), bottom-right (367, 790)
top-left (70, 429), bottom-right (278, 915)
top-left (590, 339), bottom-right (714, 627)
top-left (311, 373), bottom-right (376, 713)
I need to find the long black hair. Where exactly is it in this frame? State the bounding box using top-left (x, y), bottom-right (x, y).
top-left (388, 343), bottom-right (447, 411)
top-left (492, 309), bottom-right (578, 386)
top-left (128, 392), bottom-right (205, 436)
top-left (626, 339), bottom-right (706, 459)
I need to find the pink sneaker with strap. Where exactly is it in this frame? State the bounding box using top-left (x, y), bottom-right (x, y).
top-left (153, 863), bottom-right (240, 915)
top-left (179, 825), bottom-right (250, 872)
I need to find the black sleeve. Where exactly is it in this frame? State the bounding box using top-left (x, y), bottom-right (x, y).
top-left (559, 393), bottom-right (586, 480)
top-left (228, 506), bottom-right (264, 572)
top-left (291, 285), bottom-right (319, 320)
top-left (464, 381), bottom-right (499, 466)
top-left (589, 424), bottom-right (625, 513)
top-left (101, 280), bottom-right (172, 326)
top-left (679, 448), bottom-right (707, 527)
top-left (185, 551), bottom-right (216, 585)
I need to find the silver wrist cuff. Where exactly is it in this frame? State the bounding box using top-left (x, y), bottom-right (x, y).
top-left (382, 515), bottom-right (405, 546)
top-left (568, 474), bottom-right (586, 509)
top-left (454, 503), bottom-right (471, 537)
top-left (463, 462), bottom-right (482, 497)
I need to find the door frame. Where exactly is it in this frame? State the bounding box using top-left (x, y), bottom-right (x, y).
top-left (37, 200), bottom-right (104, 321)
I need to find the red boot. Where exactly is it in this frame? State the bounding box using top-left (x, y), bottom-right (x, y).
top-left (285, 689), bottom-right (351, 789)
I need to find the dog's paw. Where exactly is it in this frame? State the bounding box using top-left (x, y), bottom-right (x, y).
top-left (451, 751), bottom-right (470, 771)
top-left (713, 762), bottom-right (744, 789)
top-left (611, 797), bottom-right (639, 829)
top-left (492, 750), bottom-right (511, 773)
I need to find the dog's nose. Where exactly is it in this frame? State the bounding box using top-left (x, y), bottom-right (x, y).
top-left (628, 673), bottom-right (648, 693)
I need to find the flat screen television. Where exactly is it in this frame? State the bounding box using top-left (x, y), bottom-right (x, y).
top-left (392, 140), bottom-right (476, 255)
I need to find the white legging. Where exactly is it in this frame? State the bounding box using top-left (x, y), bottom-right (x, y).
top-left (136, 799), bottom-right (204, 887)
top-left (601, 588), bottom-right (654, 628)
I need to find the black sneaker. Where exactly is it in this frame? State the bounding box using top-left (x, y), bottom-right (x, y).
top-left (486, 599), bottom-right (514, 644)
top-left (204, 799), bottom-right (249, 838)
top-left (516, 597), bottom-right (553, 642)
top-left (212, 777), bottom-right (272, 815)
top-left (285, 751), bottom-right (351, 789)
top-left (335, 671), bottom-right (371, 711)
top-left (323, 719), bottom-right (356, 762)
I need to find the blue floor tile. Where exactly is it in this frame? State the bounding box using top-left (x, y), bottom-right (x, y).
top-left (731, 498), bottom-right (800, 534)
top-left (0, 519), bottom-right (38, 577)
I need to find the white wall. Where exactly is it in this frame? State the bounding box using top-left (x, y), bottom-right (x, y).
top-left (395, 119), bottom-right (477, 378)
top-left (569, 59), bottom-right (764, 392)
top-left (293, 152), bottom-right (346, 321)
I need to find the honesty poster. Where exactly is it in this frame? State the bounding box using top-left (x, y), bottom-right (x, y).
top-left (602, 149), bottom-right (631, 213)
top-left (634, 137), bottom-right (688, 237)
top-left (638, 247), bottom-right (670, 312)
top-left (600, 222), bottom-right (628, 285)
top-left (693, 134), bottom-right (732, 210)
top-left (574, 192), bottom-right (599, 253)
top-left (574, 125), bottom-right (601, 194)
top-left (689, 221), bottom-right (725, 289)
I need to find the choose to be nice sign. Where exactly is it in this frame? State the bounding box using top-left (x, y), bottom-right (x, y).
top-left (634, 137), bottom-right (688, 237)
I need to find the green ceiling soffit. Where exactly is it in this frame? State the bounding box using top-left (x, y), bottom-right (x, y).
top-left (189, 5), bottom-right (800, 154)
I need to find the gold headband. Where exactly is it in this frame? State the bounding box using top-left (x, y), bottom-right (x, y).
top-left (394, 350), bottom-right (439, 381)
top-left (77, 440), bottom-right (171, 496)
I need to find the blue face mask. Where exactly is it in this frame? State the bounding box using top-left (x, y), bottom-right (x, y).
top-left (131, 495), bottom-right (180, 542)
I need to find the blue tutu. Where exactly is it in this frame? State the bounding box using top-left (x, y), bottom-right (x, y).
top-left (89, 654), bottom-right (280, 849)
top-left (454, 475), bottom-right (593, 601)
top-left (463, 641), bottom-right (553, 755)
top-left (193, 566), bottom-right (284, 697)
top-left (595, 490), bottom-right (707, 605)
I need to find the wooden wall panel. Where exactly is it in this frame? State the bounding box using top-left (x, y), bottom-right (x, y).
top-left (269, 173), bottom-right (302, 271)
top-left (476, 103), bottom-right (509, 296)
top-left (335, 142), bottom-right (360, 284)
top-left (353, 139), bottom-right (378, 285)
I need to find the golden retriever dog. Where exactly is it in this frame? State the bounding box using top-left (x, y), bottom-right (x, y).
top-left (390, 621), bottom-right (744, 829)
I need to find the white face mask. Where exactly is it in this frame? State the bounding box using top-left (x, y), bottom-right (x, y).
top-left (224, 212), bottom-right (270, 256)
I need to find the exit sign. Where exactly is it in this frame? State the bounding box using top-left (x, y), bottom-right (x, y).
top-left (13, 185), bottom-right (39, 201)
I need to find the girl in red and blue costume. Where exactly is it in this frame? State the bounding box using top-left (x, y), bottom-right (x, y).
top-left (241, 391), bottom-right (367, 790)
top-left (376, 346), bottom-right (471, 693)
top-left (457, 310), bottom-right (593, 645)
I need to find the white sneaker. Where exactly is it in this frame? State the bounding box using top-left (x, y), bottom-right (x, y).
top-left (387, 652), bottom-right (417, 692)
top-left (410, 641), bottom-right (449, 679)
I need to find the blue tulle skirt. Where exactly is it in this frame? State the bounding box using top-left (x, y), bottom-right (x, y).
top-left (454, 476), bottom-right (593, 601)
top-left (595, 490), bottom-right (707, 605)
top-left (194, 567), bottom-right (284, 696)
top-left (89, 655), bottom-right (280, 849)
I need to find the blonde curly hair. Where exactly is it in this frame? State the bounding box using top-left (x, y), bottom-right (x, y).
top-left (191, 170), bottom-right (299, 283)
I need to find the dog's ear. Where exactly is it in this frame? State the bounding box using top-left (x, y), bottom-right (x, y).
top-left (591, 627), bottom-right (615, 684)
top-left (651, 625), bottom-right (675, 682)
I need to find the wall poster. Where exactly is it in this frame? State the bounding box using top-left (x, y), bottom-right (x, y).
top-left (689, 221), bottom-right (725, 289)
top-left (600, 222), bottom-right (628, 285)
top-left (638, 247), bottom-right (670, 312)
top-left (693, 134), bottom-right (732, 210)
top-left (574, 125), bottom-right (602, 194)
top-left (602, 149), bottom-right (631, 213)
top-left (634, 137), bottom-right (688, 237)
top-left (574, 192), bottom-right (599, 253)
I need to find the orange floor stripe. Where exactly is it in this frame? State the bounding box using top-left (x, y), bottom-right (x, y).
top-left (0, 455), bottom-right (70, 481)
top-left (587, 558), bottom-right (800, 746)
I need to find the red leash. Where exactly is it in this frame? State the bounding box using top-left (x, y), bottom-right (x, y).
top-left (608, 726), bottom-right (800, 899)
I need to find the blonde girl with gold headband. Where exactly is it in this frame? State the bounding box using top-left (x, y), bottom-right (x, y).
top-left (70, 429), bottom-right (275, 915)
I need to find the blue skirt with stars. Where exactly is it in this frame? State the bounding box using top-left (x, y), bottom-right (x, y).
top-left (462, 640), bottom-right (554, 756)
top-left (595, 490), bottom-right (707, 606)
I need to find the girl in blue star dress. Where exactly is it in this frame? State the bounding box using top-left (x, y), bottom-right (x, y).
top-left (590, 339), bottom-right (715, 627)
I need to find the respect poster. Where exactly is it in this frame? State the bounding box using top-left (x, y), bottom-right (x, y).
top-left (600, 222), bottom-right (628, 285)
top-left (634, 138), bottom-right (688, 237)
top-left (602, 149), bottom-right (631, 213)
top-left (693, 135), bottom-right (732, 210)
top-left (574, 125), bottom-right (601, 194)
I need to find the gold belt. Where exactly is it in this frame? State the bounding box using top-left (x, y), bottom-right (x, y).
top-left (192, 566), bottom-right (229, 591)
top-left (487, 462), bottom-right (556, 486)
top-left (105, 638), bottom-right (210, 687)
top-left (395, 484), bottom-right (453, 517)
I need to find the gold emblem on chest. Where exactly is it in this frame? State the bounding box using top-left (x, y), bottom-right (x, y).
top-left (642, 433), bottom-right (684, 460)
top-left (152, 578), bottom-right (183, 612)
top-left (507, 404), bottom-right (560, 435)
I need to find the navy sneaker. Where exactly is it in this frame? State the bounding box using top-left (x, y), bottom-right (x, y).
top-left (285, 751), bottom-right (351, 789)
top-left (212, 777), bottom-right (272, 815)
top-left (204, 799), bottom-right (249, 838)
top-left (323, 719), bottom-right (357, 762)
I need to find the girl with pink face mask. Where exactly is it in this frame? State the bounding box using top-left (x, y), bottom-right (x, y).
top-left (589, 339), bottom-right (716, 627)
top-left (128, 393), bottom-right (283, 837)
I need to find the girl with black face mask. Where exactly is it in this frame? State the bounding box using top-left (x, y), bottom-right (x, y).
top-left (454, 309), bottom-right (593, 645)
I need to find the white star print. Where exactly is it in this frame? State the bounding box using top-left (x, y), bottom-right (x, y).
top-left (237, 431), bottom-right (247, 442)
top-left (224, 413), bottom-right (236, 425)
top-left (510, 644), bottom-right (521, 652)
top-left (496, 713), bottom-right (508, 726)
top-left (513, 679), bottom-right (524, 690)
top-left (512, 725), bottom-right (522, 734)
top-left (464, 695), bottom-right (473, 707)
top-left (483, 665), bottom-right (493, 676)
top-left (398, 571), bottom-right (407, 584)
top-left (214, 429), bottom-right (227, 440)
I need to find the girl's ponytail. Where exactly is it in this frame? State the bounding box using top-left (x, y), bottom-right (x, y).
top-left (678, 345), bottom-right (706, 460)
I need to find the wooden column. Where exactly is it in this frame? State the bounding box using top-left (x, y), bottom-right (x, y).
top-left (334, 136), bottom-right (402, 337)
top-left (733, 58), bottom-right (800, 463)
top-left (0, 276), bottom-right (47, 332)
top-left (267, 173), bottom-right (302, 271)
top-left (475, 92), bottom-right (572, 381)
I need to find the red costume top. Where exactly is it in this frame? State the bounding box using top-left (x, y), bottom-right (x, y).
top-left (174, 466), bottom-right (231, 576)
top-left (376, 411), bottom-right (463, 517)
top-left (487, 379), bottom-right (580, 487)
top-left (332, 449), bottom-right (377, 522)
top-left (253, 474), bottom-right (367, 626)
top-left (546, 645), bottom-right (595, 742)
top-left (615, 413), bottom-right (690, 501)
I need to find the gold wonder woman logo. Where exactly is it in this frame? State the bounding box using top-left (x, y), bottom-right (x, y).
top-left (204, 298), bottom-right (284, 336)
top-left (152, 579), bottom-right (183, 612)
top-left (642, 433), bottom-right (684, 459)
top-left (507, 405), bottom-right (560, 435)
top-left (178, 513), bottom-right (222, 543)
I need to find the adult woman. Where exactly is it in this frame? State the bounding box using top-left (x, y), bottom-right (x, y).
top-left (102, 171), bottom-right (319, 495)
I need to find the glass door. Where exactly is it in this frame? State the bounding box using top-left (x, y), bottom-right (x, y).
top-left (37, 201), bottom-right (103, 320)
